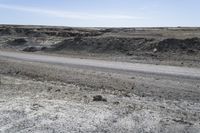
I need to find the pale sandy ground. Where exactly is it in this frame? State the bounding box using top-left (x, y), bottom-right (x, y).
top-left (1, 26), bottom-right (200, 133)
top-left (0, 57), bottom-right (200, 133)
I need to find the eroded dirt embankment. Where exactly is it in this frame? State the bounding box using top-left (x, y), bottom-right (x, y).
top-left (49, 37), bottom-right (200, 54)
top-left (1, 25), bottom-right (200, 67)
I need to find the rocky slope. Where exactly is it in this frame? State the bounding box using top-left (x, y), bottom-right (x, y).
top-left (1, 25), bottom-right (200, 67)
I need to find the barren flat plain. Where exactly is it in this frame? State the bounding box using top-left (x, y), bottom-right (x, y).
top-left (0, 25), bottom-right (200, 133)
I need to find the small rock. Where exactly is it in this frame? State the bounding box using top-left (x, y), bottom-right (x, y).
top-left (126, 51), bottom-right (134, 56)
top-left (187, 49), bottom-right (195, 54)
top-left (153, 48), bottom-right (158, 53)
top-left (93, 95), bottom-right (107, 102)
top-left (47, 87), bottom-right (52, 92)
top-left (123, 93), bottom-right (131, 97)
top-left (15, 71), bottom-right (20, 75)
top-left (31, 103), bottom-right (43, 111)
top-left (55, 89), bottom-right (61, 92)
top-left (113, 101), bottom-right (120, 105)
top-left (8, 38), bottom-right (27, 46)
top-left (23, 47), bottom-right (40, 52)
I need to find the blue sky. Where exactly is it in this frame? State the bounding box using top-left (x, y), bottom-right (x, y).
top-left (0, 0), bottom-right (199, 27)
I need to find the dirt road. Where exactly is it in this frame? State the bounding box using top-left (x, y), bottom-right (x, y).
top-left (1, 25), bottom-right (200, 132)
top-left (0, 50), bottom-right (200, 132)
top-left (1, 51), bottom-right (200, 80)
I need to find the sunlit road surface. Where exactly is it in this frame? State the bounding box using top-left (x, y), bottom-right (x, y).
top-left (1, 50), bottom-right (200, 79)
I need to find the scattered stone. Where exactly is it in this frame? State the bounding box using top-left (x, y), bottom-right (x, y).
top-left (123, 93), bottom-right (131, 97)
top-left (47, 87), bottom-right (53, 92)
top-left (126, 51), bottom-right (134, 56)
top-left (30, 103), bottom-right (43, 111)
top-left (55, 89), bottom-right (61, 92)
top-left (172, 119), bottom-right (193, 125)
top-left (8, 38), bottom-right (27, 46)
top-left (113, 101), bottom-right (120, 105)
top-left (41, 47), bottom-right (48, 51)
top-left (93, 95), bottom-right (107, 102)
top-left (23, 47), bottom-right (40, 52)
top-left (153, 48), bottom-right (158, 53)
top-left (187, 49), bottom-right (196, 54)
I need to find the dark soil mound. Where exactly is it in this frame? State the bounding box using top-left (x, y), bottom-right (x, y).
top-left (50, 37), bottom-right (200, 55)
top-left (155, 38), bottom-right (200, 52)
top-left (0, 26), bottom-right (103, 38)
top-left (51, 37), bottom-right (155, 54)
top-left (8, 38), bottom-right (27, 46)
top-left (23, 46), bottom-right (42, 52)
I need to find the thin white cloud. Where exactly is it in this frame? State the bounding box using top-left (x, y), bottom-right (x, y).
top-left (0, 4), bottom-right (145, 20)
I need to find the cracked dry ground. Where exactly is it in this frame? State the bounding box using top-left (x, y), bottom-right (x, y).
top-left (0, 74), bottom-right (200, 133)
